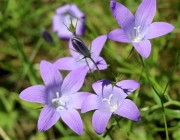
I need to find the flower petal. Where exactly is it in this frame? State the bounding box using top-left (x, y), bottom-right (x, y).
top-left (56, 27), bottom-right (73, 40)
top-left (113, 87), bottom-right (127, 102)
top-left (90, 56), bottom-right (107, 71)
top-left (38, 105), bottom-right (60, 131)
top-left (76, 19), bottom-right (86, 36)
top-left (110, 0), bottom-right (135, 31)
top-left (69, 92), bottom-right (91, 109)
top-left (96, 56), bottom-right (108, 70)
top-left (108, 29), bottom-right (131, 43)
top-left (114, 99), bottom-right (141, 121)
top-left (81, 94), bottom-right (100, 113)
top-left (92, 79), bottom-right (112, 98)
top-left (61, 66), bottom-right (87, 95)
top-left (90, 35), bottom-right (107, 56)
top-left (52, 15), bottom-right (61, 33)
top-left (68, 4), bottom-right (85, 18)
top-left (115, 80), bottom-right (140, 95)
top-left (56, 4), bottom-right (71, 14)
top-left (147, 22), bottom-right (174, 39)
top-left (19, 85), bottom-right (47, 104)
top-left (40, 60), bottom-right (63, 86)
top-left (132, 40), bottom-right (151, 58)
top-left (61, 109), bottom-right (83, 135)
top-left (53, 57), bottom-right (77, 70)
top-left (92, 110), bottom-right (112, 134)
top-left (135, 0), bottom-right (156, 29)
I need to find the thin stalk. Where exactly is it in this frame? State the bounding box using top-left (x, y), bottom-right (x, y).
top-left (149, 100), bottom-right (180, 113)
top-left (139, 55), bottom-right (169, 140)
top-left (104, 127), bottom-right (113, 140)
top-left (162, 51), bottom-right (180, 95)
top-left (103, 126), bottom-right (114, 138)
top-left (89, 56), bottom-right (102, 78)
top-left (113, 114), bottom-right (120, 128)
top-left (138, 55), bottom-right (161, 98)
top-left (161, 102), bottom-right (169, 140)
top-left (126, 47), bottom-right (134, 59)
top-left (85, 58), bottom-right (96, 81)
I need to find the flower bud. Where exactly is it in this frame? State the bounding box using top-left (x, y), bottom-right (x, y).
top-left (71, 36), bottom-right (90, 57)
top-left (41, 30), bottom-right (54, 45)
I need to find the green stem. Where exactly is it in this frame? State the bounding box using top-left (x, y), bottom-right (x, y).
top-left (103, 127), bottom-right (114, 140)
top-left (126, 47), bottom-right (134, 59)
top-left (162, 51), bottom-right (180, 95)
top-left (161, 102), bottom-right (169, 140)
top-left (149, 100), bottom-right (180, 113)
top-left (138, 55), bottom-right (161, 98)
top-left (89, 56), bottom-right (102, 78)
top-left (139, 55), bottom-right (169, 140)
top-left (85, 58), bottom-right (96, 81)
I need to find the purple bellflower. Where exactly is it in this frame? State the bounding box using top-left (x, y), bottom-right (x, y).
top-left (108, 0), bottom-right (174, 58)
top-left (52, 4), bottom-right (85, 40)
top-left (53, 35), bottom-right (107, 72)
top-left (81, 79), bottom-right (141, 134)
top-left (19, 60), bottom-right (90, 135)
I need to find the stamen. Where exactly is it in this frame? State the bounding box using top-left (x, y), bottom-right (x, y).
top-left (102, 94), bottom-right (113, 104)
top-left (102, 94), bottom-right (119, 112)
top-left (134, 26), bottom-right (140, 38)
top-left (51, 92), bottom-right (68, 110)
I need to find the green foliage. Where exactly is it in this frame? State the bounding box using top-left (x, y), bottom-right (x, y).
top-left (0, 0), bottom-right (180, 139)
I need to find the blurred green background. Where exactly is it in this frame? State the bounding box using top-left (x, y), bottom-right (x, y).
top-left (0, 0), bottom-right (180, 139)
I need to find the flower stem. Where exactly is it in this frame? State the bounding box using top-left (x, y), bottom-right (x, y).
top-left (89, 56), bottom-right (102, 78)
top-left (139, 55), bottom-right (169, 140)
top-left (85, 58), bottom-right (96, 81)
top-left (161, 101), bottom-right (169, 140)
top-left (103, 127), bottom-right (114, 140)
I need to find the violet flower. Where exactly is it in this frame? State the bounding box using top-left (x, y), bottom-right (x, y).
top-left (108, 0), bottom-right (174, 58)
top-left (19, 60), bottom-right (90, 135)
top-left (81, 79), bottom-right (141, 134)
top-left (52, 4), bottom-right (85, 40)
top-left (53, 35), bottom-right (107, 72)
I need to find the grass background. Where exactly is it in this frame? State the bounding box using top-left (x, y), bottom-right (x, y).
top-left (0, 0), bottom-right (180, 139)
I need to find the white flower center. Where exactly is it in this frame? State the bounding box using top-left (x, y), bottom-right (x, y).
top-left (52, 92), bottom-right (69, 110)
top-left (132, 26), bottom-right (142, 42)
top-left (64, 14), bottom-right (77, 28)
top-left (102, 94), bottom-right (119, 112)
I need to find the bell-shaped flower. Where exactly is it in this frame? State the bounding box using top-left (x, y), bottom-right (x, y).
top-left (53, 35), bottom-right (107, 72)
top-left (81, 79), bottom-right (141, 134)
top-left (52, 4), bottom-right (85, 40)
top-left (108, 0), bottom-right (174, 58)
top-left (19, 60), bottom-right (90, 135)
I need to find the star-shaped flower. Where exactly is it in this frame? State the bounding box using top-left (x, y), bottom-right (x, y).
top-left (52, 4), bottom-right (85, 40)
top-left (19, 60), bottom-right (90, 135)
top-left (54, 35), bottom-right (107, 72)
top-left (81, 79), bottom-right (141, 134)
top-left (108, 0), bottom-right (174, 58)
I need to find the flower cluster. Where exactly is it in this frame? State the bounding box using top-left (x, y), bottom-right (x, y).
top-left (19, 0), bottom-right (174, 136)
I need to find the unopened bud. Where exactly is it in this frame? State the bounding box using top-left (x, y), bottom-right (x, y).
top-left (41, 30), bottom-right (54, 45)
top-left (71, 36), bottom-right (90, 57)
